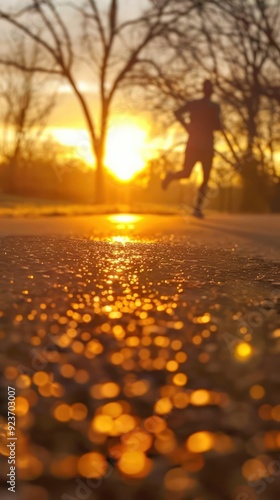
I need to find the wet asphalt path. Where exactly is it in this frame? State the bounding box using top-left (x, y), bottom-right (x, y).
top-left (0, 214), bottom-right (280, 500)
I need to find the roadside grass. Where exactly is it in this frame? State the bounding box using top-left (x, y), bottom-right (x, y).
top-left (0, 194), bottom-right (179, 217)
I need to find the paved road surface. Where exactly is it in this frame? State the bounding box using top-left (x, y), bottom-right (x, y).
top-left (0, 214), bottom-right (280, 500)
top-left (1, 213), bottom-right (280, 260)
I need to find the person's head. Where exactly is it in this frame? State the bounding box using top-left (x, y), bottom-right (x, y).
top-left (203, 79), bottom-right (213, 98)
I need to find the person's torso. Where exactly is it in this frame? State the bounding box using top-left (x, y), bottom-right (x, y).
top-left (188, 99), bottom-right (220, 148)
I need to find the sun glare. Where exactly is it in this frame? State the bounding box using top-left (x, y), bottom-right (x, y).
top-left (105, 124), bottom-right (147, 182)
top-left (50, 128), bottom-right (94, 165)
top-left (50, 122), bottom-right (148, 182)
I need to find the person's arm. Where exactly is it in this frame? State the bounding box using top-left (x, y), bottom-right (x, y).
top-left (174, 102), bottom-right (191, 131)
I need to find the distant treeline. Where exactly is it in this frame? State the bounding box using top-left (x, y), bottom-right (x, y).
top-left (1, 156), bottom-right (279, 213)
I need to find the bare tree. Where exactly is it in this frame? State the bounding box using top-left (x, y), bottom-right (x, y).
top-left (201, 0), bottom-right (280, 210)
top-left (210, 0), bottom-right (280, 102)
top-left (0, 33), bottom-right (57, 191)
top-left (0, 0), bottom-right (201, 203)
top-left (140, 0), bottom-right (280, 210)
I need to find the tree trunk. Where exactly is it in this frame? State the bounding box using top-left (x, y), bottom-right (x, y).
top-left (95, 155), bottom-right (105, 204)
top-left (241, 155), bottom-right (269, 213)
top-left (94, 137), bottom-right (106, 204)
top-left (67, 73), bottom-right (106, 204)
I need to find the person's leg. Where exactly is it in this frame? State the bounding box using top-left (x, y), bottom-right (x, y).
top-left (194, 149), bottom-right (214, 213)
top-left (162, 145), bottom-right (197, 190)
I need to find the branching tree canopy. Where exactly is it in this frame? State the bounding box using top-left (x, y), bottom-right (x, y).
top-left (131, 0), bottom-right (280, 210)
top-left (0, 0), bottom-right (202, 202)
top-left (0, 0), bottom-right (279, 209)
top-left (196, 0), bottom-right (280, 209)
top-left (0, 32), bottom-right (57, 190)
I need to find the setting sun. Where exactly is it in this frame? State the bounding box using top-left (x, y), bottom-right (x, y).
top-left (105, 124), bottom-right (147, 182)
top-left (50, 122), bottom-right (148, 182)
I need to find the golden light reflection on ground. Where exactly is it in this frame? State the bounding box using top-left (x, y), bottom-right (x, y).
top-left (105, 214), bottom-right (145, 244)
top-left (0, 236), bottom-right (279, 499)
top-left (109, 235), bottom-right (135, 245)
top-left (108, 214), bottom-right (142, 225)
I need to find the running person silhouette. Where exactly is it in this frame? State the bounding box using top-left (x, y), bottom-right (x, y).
top-left (162, 79), bottom-right (222, 218)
